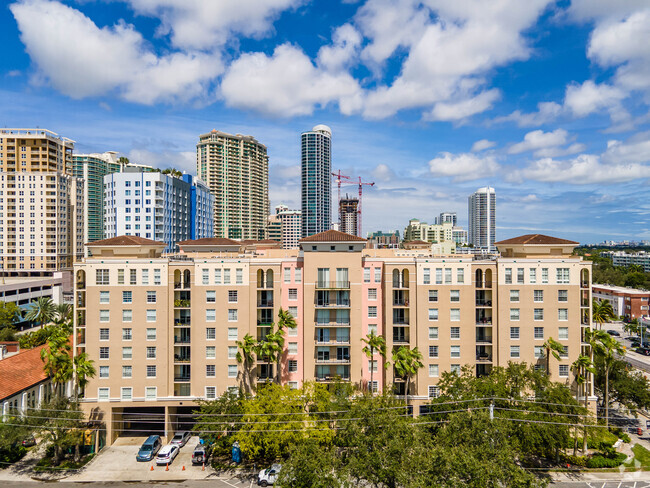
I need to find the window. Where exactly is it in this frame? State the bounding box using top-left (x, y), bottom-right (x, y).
top-left (122, 365), bottom-right (132, 378)
top-left (206, 365), bottom-right (216, 377)
top-left (228, 290), bottom-right (238, 303)
top-left (368, 360), bottom-right (378, 373)
top-left (429, 345), bottom-right (439, 358)
top-left (423, 268), bottom-right (430, 284)
top-left (368, 306), bottom-right (377, 318)
top-left (146, 387), bottom-right (157, 400)
top-left (457, 268), bottom-right (464, 283)
top-left (560, 346), bottom-right (569, 358)
top-left (289, 360), bottom-right (298, 373)
top-left (147, 291), bottom-right (156, 303)
top-left (510, 290), bottom-right (519, 302)
top-left (228, 328), bottom-right (238, 341)
top-left (228, 365), bottom-right (237, 377)
top-left (517, 268), bottom-right (524, 284)
top-left (450, 327), bottom-right (460, 339)
top-left (558, 290), bottom-right (568, 302)
top-left (122, 347), bottom-right (132, 359)
top-left (99, 328), bottom-right (109, 341)
top-left (510, 308), bottom-right (520, 321)
top-left (205, 346), bottom-right (216, 359)
top-left (445, 268), bottom-right (452, 284)
top-left (122, 328), bottom-right (132, 340)
top-left (374, 268), bottom-right (381, 282)
top-left (98, 388), bottom-right (110, 401)
top-left (122, 310), bottom-right (132, 322)
top-left (450, 345), bottom-right (460, 358)
top-left (142, 269), bottom-right (149, 285)
top-left (529, 268), bottom-right (537, 284)
top-left (364, 267), bottom-right (371, 283)
top-left (228, 309), bottom-right (238, 321)
top-left (206, 290), bottom-right (216, 303)
top-left (295, 268), bottom-right (301, 283)
top-left (559, 327), bottom-right (569, 340)
top-left (153, 269), bottom-right (161, 285)
top-left (206, 309), bottom-right (216, 322)
top-left (429, 327), bottom-right (439, 340)
top-left (214, 269), bottom-right (221, 284)
top-left (130, 269), bottom-right (137, 285)
top-left (146, 310), bottom-right (156, 322)
top-left (96, 269), bottom-right (109, 285)
top-left (146, 346), bottom-right (156, 359)
top-left (451, 364), bottom-right (461, 375)
top-left (206, 328), bottom-right (216, 340)
top-left (429, 364), bottom-right (439, 377)
top-left (288, 307), bottom-right (298, 320)
top-left (236, 268), bottom-right (243, 284)
top-left (505, 268), bottom-right (512, 284)
top-left (558, 309), bottom-right (568, 321)
top-left (429, 290), bottom-right (438, 302)
top-left (450, 309), bottom-right (460, 321)
top-left (99, 366), bottom-right (109, 378)
top-left (534, 308), bottom-right (544, 321)
top-left (121, 387), bottom-right (133, 401)
top-left (534, 290), bottom-right (544, 302)
top-left (146, 365), bottom-right (156, 378)
top-left (534, 327), bottom-right (544, 339)
top-left (288, 342), bottom-right (298, 354)
top-left (510, 346), bottom-right (520, 358)
top-left (146, 328), bottom-right (156, 340)
top-left (435, 268), bottom-right (442, 284)
top-left (510, 327), bottom-right (520, 339)
top-left (202, 269), bottom-right (209, 285)
top-left (428, 386), bottom-right (439, 399)
top-left (99, 291), bottom-right (110, 303)
top-left (99, 347), bottom-right (109, 359)
top-left (100, 310), bottom-right (110, 322)
top-left (534, 346), bottom-right (545, 358)
top-left (450, 290), bottom-right (460, 302)
top-left (118, 269), bottom-right (124, 285)
top-left (228, 346), bottom-right (237, 359)
top-left (541, 268), bottom-right (548, 284)
top-left (368, 324), bottom-right (377, 335)
top-left (557, 268), bottom-right (570, 284)
top-left (428, 309), bottom-right (438, 321)
top-left (288, 289), bottom-right (298, 300)
top-left (368, 288), bottom-right (377, 300)
top-left (284, 267), bottom-right (291, 283)
top-left (559, 365), bottom-right (569, 377)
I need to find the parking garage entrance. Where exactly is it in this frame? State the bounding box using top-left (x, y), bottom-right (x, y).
top-left (115, 407), bottom-right (165, 438)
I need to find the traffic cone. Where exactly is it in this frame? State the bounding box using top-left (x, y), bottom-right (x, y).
top-left (166, 463), bottom-right (169, 471)
top-left (182, 465), bottom-right (185, 471)
top-left (150, 465), bottom-right (154, 471)
top-left (202, 462), bottom-right (205, 471)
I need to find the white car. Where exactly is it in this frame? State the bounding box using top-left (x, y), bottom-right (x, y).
top-left (258, 463), bottom-right (281, 486)
top-left (155, 445), bottom-right (179, 466)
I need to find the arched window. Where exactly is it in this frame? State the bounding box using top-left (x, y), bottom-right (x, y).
top-left (475, 269), bottom-right (483, 288)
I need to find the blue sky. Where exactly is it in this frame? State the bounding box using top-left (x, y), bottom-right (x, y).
top-left (2, 0), bottom-right (650, 243)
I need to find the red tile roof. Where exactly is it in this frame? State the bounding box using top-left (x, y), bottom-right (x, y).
top-left (178, 237), bottom-right (241, 246)
top-left (404, 240), bottom-right (430, 245)
top-left (495, 234), bottom-right (579, 245)
top-left (300, 230), bottom-right (366, 243)
top-left (0, 344), bottom-right (49, 401)
top-left (86, 235), bottom-right (164, 246)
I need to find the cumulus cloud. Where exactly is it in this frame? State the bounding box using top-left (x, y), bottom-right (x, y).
top-left (372, 163), bottom-right (396, 181)
top-left (508, 129), bottom-right (585, 158)
top-left (428, 152), bottom-right (499, 182)
top-left (471, 139), bottom-right (496, 152)
top-left (425, 89), bottom-right (500, 122)
top-left (602, 131), bottom-right (650, 164)
top-left (10, 0), bottom-right (222, 104)
top-left (220, 43), bottom-right (363, 117)
top-left (495, 101), bottom-right (563, 127)
top-left (564, 81), bottom-right (626, 117)
top-left (317, 24), bottom-right (362, 72)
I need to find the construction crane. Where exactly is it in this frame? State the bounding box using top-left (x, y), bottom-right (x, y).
top-left (356, 177), bottom-right (375, 238)
top-left (331, 170), bottom-right (351, 207)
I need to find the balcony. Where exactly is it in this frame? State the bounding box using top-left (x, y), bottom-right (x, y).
top-left (174, 376), bottom-right (191, 382)
top-left (315, 357), bottom-right (351, 364)
top-left (476, 318), bottom-right (492, 326)
top-left (393, 338), bottom-right (409, 345)
top-left (316, 281), bottom-right (350, 290)
top-left (476, 353), bottom-right (492, 362)
top-left (315, 375), bottom-right (350, 382)
top-left (392, 281), bottom-right (408, 290)
top-left (393, 319), bottom-right (409, 326)
top-left (316, 300), bottom-right (350, 308)
top-left (174, 317), bottom-right (191, 326)
top-left (476, 300), bottom-right (492, 307)
top-left (315, 321), bottom-right (350, 327)
top-left (174, 336), bottom-right (191, 344)
top-left (257, 300), bottom-right (274, 308)
top-left (393, 299), bottom-right (409, 307)
top-left (315, 339), bottom-right (350, 346)
top-left (475, 336), bottom-right (492, 344)
top-left (174, 299), bottom-right (191, 308)
top-left (257, 281), bottom-right (274, 289)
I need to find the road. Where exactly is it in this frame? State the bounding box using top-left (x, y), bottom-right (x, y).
top-left (0, 481), bottom-right (254, 487)
top-left (600, 321), bottom-right (650, 373)
top-left (553, 481), bottom-right (650, 487)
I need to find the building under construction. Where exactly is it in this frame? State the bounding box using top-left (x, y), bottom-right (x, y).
top-left (339, 195), bottom-right (359, 236)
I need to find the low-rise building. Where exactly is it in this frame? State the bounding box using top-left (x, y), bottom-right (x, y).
top-left (366, 230), bottom-right (400, 249)
top-left (602, 251), bottom-right (650, 273)
top-left (592, 284), bottom-right (650, 320)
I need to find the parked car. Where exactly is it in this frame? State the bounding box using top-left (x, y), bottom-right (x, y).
top-left (169, 431), bottom-right (192, 447)
top-left (21, 435), bottom-right (36, 447)
top-left (191, 443), bottom-right (212, 465)
top-left (155, 445), bottom-right (179, 466)
top-left (606, 330), bottom-right (620, 337)
top-left (258, 463), bottom-right (282, 486)
top-left (636, 346), bottom-right (650, 356)
top-left (136, 435), bottom-right (162, 462)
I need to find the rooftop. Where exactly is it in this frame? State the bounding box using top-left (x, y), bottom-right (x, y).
top-left (178, 237), bottom-right (241, 246)
top-left (86, 235), bottom-right (165, 247)
top-left (300, 230), bottom-right (366, 243)
top-left (495, 234), bottom-right (578, 246)
top-left (0, 344), bottom-right (48, 401)
top-left (592, 284), bottom-right (650, 295)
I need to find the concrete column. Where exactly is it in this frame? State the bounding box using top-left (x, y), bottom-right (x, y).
top-left (20, 392), bottom-right (27, 415)
top-left (164, 405), bottom-right (172, 442)
top-left (38, 384), bottom-right (44, 407)
top-left (2, 401), bottom-right (8, 421)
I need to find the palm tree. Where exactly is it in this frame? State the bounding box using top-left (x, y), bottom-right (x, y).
top-left (236, 333), bottom-right (257, 395)
top-left (25, 297), bottom-right (57, 329)
top-left (542, 337), bottom-right (565, 377)
top-left (255, 329), bottom-right (280, 383)
top-left (592, 299), bottom-right (616, 330)
top-left (392, 346), bottom-right (423, 404)
top-left (571, 354), bottom-right (595, 454)
top-left (55, 303), bottom-right (72, 324)
top-left (40, 332), bottom-right (72, 398)
top-left (274, 308), bottom-right (297, 384)
top-left (361, 331), bottom-right (387, 395)
top-left (73, 352), bottom-right (96, 400)
top-left (589, 330), bottom-right (625, 428)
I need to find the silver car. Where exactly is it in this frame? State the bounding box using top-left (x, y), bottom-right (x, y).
top-left (170, 431), bottom-right (192, 447)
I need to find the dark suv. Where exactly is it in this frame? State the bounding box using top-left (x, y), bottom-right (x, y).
top-left (136, 435), bottom-right (162, 462)
top-left (191, 443), bottom-right (212, 465)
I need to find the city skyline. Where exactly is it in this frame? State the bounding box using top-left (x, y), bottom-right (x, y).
top-left (1, 1), bottom-right (650, 243)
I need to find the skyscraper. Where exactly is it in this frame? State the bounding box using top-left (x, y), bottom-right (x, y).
top-left (197, 130), bottom-right (269, 240)
top-left (301, 125), bottom-right (331, 237)
top-left (438, 212), bottom-right (457, 227)
top-left (339, 195), bottom-right (359, 236)
top-left (468, 186), bottom-right (496, 250)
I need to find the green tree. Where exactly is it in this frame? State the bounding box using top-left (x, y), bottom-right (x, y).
top-left (361, 331), bottom-right (388, 394)
top-left (236, 333), bottom-right (257, 395)
top-left (55, 303), bottom-right (72, 324)
top-left (542, 337), bottom-right (565, 376)
top-left (40, 330), bottom-right (73, 398)
top-left (277, 439), bottom-right (349, 488)
top-left (117, 156), bottom-right (129, 165)
top-left (73, 352), bottom-right (96, 400)
top-left (594, 356), bottom-right (650, 412)
top-left (589, 330), bottom-right (625, 427)
top-left (274, 308), bottom-right (297, 383)
top-left (391, 346), bottom-right (423, 404)
top-left (256, 326), bottom-right (281, 384)
top-left (194, 390), bottom-right (245, 456)
top-left (0, 301), bottom-right (20, 328)
top-left (592, 299), bottom-right (616, 330)
top-left (25, 297), bottom-right (57, 329)
top-left (571, 354), bottom-right (595, 454)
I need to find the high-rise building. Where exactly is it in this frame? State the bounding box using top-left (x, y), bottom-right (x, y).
top-left (279, 207), bottom-right (302, 249)
top-left (301, 125), bottom-right (331, 237)
top-left (468, 186), bottom-right (496, 250)
top-left (0, 129), bottom-right (83, 273)
top-left (197, 130), bottom-right (269, 240)
top-left (438, 212), bottom-right (457, 227)
top-left (74, 231), bottom-right (592, 442)
top-left (452, 227), bottom-right (468, 245)
top-left (103, 171), bottom-right (213, 252)
top-left (339, 195), bottom-right (359, 236)
top-left (73, 152), bottom-right (124, 243)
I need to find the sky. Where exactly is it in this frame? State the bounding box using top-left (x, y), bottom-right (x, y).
top-left (2, 0), bottom-right (650, 244)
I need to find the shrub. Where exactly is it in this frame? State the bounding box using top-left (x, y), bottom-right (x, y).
top-left (561, 454), bottom-right (587, 467)
top-left (620, 433), bottom-right (631, 443)
top-left (586, 453), bottom-right (627, 468)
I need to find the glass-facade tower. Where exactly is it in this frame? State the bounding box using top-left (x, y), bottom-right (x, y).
top-left (301, 125), bottom-right (332, 237)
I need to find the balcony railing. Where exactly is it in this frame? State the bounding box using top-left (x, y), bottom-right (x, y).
top-left (174, 355), bottom-right (191, 363)
top-left (476, 337), bottom-right (492, 344)
top-left (315, 375), bottom-right (351, 382)
top-left (315, 358), bottom-right (351, 364)
top-left (476, 300), bottom-right (492, 306)
top-left (476, 354), bottom-right (493, 362)
top-left (174, 299), bottom-right (191, 308)
top-left (393, 319), bottom-right (409, 325)
top-left (476, 319), bottom-right (492, 326)
top-left (316, 300), bottom-right (350, 308)
top-left (393, 300), bottom-right (409, 306)
top-left (316, 321), bottom-right (351, 327)
top-left (393, 338), bottom-right (409, 344)
top-left (315, 339), bottom-right (350, 345)
top-left (174, 318), bottom-right (191, 325)
top-left (392, 281), bottom-right (408, 289)
top-left (174, 337), bottom-right (191, 344)
top-left (257, 300), bottom-right (274, 308)
top-left (174, 376), bottom-right (191, 382)
top-left (316, 281), bottom-right (350, 290)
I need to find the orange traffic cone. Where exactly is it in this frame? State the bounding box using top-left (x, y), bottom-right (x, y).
top-left (166, 463), bottom-right (169, 471)
top-left (182, 465), bottom-right (185, 471)
top-left (202, 462), bottom-right (205, 471)
top-left (150, 465), bottom-right (154, 471)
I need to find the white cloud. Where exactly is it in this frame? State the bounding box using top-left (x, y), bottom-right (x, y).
top-left (10, 0), bottom-right (222, 104)
top-left (568, 0), bottom-right (649, 22)
top-left (220, 43), bottom-right (363, 117)
top-left (372, 163), bottom-right (396, 181)
top-left (495, 101), bottom-right (563, 127)
top-left (564, 81), bottom-right (626, 117)
top-left (471, 139), bottom-right (496, 152)
top-left (602, 131), bottom-right (650, 164)
top-left (509, 129), bottom-right (570, 154)
top-left (317, 24), bottom-right (362, 72)
top-left (428, 152), bottom-right (499, 182)
top-left (425, 89), bottom-right (500, 122)
top-left (511, 154), bottom-right (650, 184)
top-left (124, 0), bottom-right (303, 50)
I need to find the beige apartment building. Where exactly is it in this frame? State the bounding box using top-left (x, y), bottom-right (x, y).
top-left (74, 231), bottom-right (593, 442)
top-left (196, 130), bottom-right (269, 240)
top-left (0, 129), bottom-right (84, 273)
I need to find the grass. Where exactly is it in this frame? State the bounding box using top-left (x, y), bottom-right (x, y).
top-left (629, 444), bottom-right (650, 469)
top-left (33, 453), bottom-right (95, 472)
